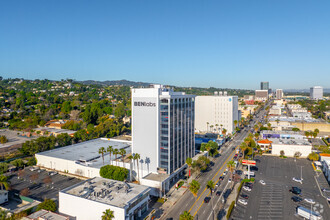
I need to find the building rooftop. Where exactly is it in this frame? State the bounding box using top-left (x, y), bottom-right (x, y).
top-left (268, 116), bottom-right (320, 123)
top-left (36, 138), bottom-right (132, 169)
top-left (258, 139), bottom-right (273, 144)
top-left (269, 138), bottom-right (311, 146)
top-left (61, 177), bottom-right (150, 208)
top-left (24, 209), bottom-right (69, 220)
top-left (261, 130), bottom-right (302, 135)
top-left (143, 173), bottom-right (169, 182)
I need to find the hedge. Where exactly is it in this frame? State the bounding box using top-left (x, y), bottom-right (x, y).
top-left (100, 165), bottom-right (128, 181)
top-left (226, 201), bottom-right (235, 219)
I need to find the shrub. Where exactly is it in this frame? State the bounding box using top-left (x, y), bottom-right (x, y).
top-left (27, 157), bottom-right (37, 166)
top-left (226, 201), bottom-right (235, 219)
top-left (100, 165), bottom-right (128, 181)
top-left (0, 163), bottom-right (8, 174)
top-left (36, 199), bottom-right (57, 212)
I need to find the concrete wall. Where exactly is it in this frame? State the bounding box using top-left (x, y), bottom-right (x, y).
top-left (291, 122), bottom-right (330, 132)
top-left (272, 144), bottom-right (312, 157)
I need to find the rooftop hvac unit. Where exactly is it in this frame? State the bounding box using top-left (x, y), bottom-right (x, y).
top-left (214, 91), bottom-right (218, 96)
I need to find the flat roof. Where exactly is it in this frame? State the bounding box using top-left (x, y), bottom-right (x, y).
top-left (61, 177), bottom-right (150, 208)
top-left (26, 209), bottom-right (68, 220)
top-left (36, 138), bottom-right (132, 169)
top-left (269, 138), bottom-right (311, 146)
top-left (261, 130), bottom-right (302, 135)
top-left (143, 173), bottom-right (169, 182)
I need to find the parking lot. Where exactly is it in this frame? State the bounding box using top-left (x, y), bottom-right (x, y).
top-left (231, 155), bottom-right (330, 220)
top-left (8, 167), bottom-right (82, 201)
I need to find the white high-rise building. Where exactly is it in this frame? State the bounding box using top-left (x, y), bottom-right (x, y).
top-left (310, 86), bottom-right (323, 100)
top-left (132, 85), bottom-right (195, 176)
top-left (195, 94), bottom-right (238, 135)
top-left (276, 89), bottom-right (283, 99)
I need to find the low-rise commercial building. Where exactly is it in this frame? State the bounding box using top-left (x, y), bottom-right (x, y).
top-left (269, 106), bottom-right (281, 116)
top-left (59, 177), bottom-right (150, 220)
top-left (260, 130), bottom-right (304, 140)
top-left (255, 90), bottom-right (268, 101)
top-left (268, 138), bottom-right (312, 158)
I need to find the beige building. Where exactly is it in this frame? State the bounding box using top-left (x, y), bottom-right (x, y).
top-left (255, 90), bottom-right (268, 101)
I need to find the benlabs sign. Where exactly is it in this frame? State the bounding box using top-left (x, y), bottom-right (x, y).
top-left (134, 101), bottom-right (156, 107)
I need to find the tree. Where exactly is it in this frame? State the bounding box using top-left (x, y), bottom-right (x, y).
top-left (222, 128), bottom-right (227, 136)
top-left (0, 175), bottom-right (10, 190)
top-left (227, 160), bottom-right (236, 179)
top-left (0, 163), bottom-right (8, 174)
top-left (206, 180), bottom-right (215, 195)
top-left (113, 148), bottom-right (119, 166)
top-left (99, 147), bottom-right (106, 165)
top-left (102, 209), bottom-right (114, 220)
top-left (234, 120), bottom-right (238, 128)
top-left (10, 159), bottom-right (24, 168)
top-left (107, 146), bottom-right (113, 165)
top-left (240, 142), bottom-right (248, 159)
top-left (186, 157), bottom-right (192, 177)
top-left (292, 127), bottom-right (300, 132)
top-left (307, 152), bottom-right (319, 161)
top-left (100, 165), bottom-right (128, 181)
top-left (134, 153), bottom-right (141, 182)
top-left (179, 211), bottom-right (193, 220)
top-left (189, 180), bottom-right (200, 197)
top-left (36, 199), bottom-right (57, 212)
top-left (119, 148), bottom-right (126, 166)
top-left (127, 155), bottom-right (134, 181)
top-left (304, 131), bottom-right (310, 139)
top-left (0, 135), bottom-right (8, 144)
top-left (294, 151), bottom-right (302, 160)
top-left (280, 150), bottom-right (285, 157)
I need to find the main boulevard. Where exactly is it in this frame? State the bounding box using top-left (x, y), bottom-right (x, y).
top-left (161, 105), bottom-right (268, 220)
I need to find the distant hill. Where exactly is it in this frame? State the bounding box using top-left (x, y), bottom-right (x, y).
top-left (77, 79), bottom-right (152, 87)
top-left (284, 88), bottom-right (330, 94)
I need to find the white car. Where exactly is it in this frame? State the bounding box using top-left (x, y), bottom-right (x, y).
top-left (238, 199), bottom-right (248, 205)
top-left (304, 198), bottom-right (315, 204)
top-left (215, 183), bottom-right (219, 187)
top-left (293, 177), bottom-right (303, 184)
top-left (228, 178), bottom-right (232, 183)
top-left (259, 180), bottom-right (266, 185)
top-left (29, 167), bottom-right (39, 171)
top-left (243, 186), bottom-right (252, 192)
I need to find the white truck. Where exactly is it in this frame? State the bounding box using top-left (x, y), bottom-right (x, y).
top-left (296, 206), bottom-right (322, 220)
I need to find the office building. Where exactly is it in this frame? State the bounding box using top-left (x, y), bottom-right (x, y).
top-left (195, 94), bottom-right (239, 135)
top-left (276, 89), bottom-right (283, 99)
top-left (132, 85), bottom-right (195, 176)
top-left (255, 90), bottom-right (268, 101)
top-left (310, 86), bottom-right (323, 100)
top-left (59, 177), bottom-right (150, 220)
top-left (260, 82), bottom-right (269, 90)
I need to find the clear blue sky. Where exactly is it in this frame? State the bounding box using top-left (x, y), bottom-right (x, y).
top-left (1, 0), bottom-right (329, 89)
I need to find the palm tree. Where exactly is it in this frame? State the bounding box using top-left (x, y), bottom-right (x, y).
top-left (102, 209), bottom-right (114, 220)
top-left (179, 211), bottom-right (193, 220)
top-left (127, 155), bottom-right (134, 181)
top-left (0, 175), bottom-right (10, 190)
top-left (113, 149), bottom-right (119, 166)
top-left (107, 146), bottom-right (113, 165)
top-left (206, 180), bottom-right (215, 195)
top-left (275, 119), bottom-right (280, 126)
top-left (134, 153), bottom-right (141, 182)
top-left (120, 148), bottom-right (126, 166)
top-left (227, 160), bottom-right (236, 179)
top-left (206, 122), bottom-right (209, 132)
top-left (267, 123), bottom-right (272, 130)
top-left (304, 131), bottom-right (310, 139)
top-left (254, 133), bottom-right (260, 140)
top-left (234, 120), bottom-right (238, 128)
top-left (186, 157), bottom-right (192, 178)
top-left (314, 128), bottom-right (320, 135)
top-left (189, 180), bottom-right (200, 197)
top-left (222, 128), bottom-right (227, 136)
top-left (307, 152), bottom-right (319, 161)
top-left (210, 125), bottom-right (214, 133)
top-left (215, 124), bottom-right (219, 133)
top-left (99, 147), bottom-right (106, 165)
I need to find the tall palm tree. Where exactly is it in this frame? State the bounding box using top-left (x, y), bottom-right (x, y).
top-left (189, 180), bottom-right (200, 197)
top-left (134, 153), bottom-right (141, 182)
top-left (222, 128), bottom-right (227, 136)
top-left (215, 124), bottom-right (219, 133)
top-left (240, 142), bottom-right (248, 159)
top-left (107, 146), bottom-right (113, 165)
top-left (0, 175), bottom-right (10, 190)
top-left (206, 180), bottom-right (215, 195)
top-left (102, 209), bottom-right (114, 220)
top-left (227, 160), bottom-right (236, 179)
top-left (206, 122), bottom-right (209, 132)
top-left (99, 147), bottom-right (106, 165)
top-left (186, 157), bottom-right (192, 178)
top-left (113, 149), bottom-right (119, 166)
top-left (179, 211), bottom-right (193, 220)
top-left (127, 155), bottom-right (134, 182)
top-left (210, 125), bottom-right (214, 133)
top-left (120, 148), bottom-right (126, 166)
top-left (234, 120), bottom-right (238, 128)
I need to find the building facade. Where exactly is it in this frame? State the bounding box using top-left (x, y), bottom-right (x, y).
top-left (132, 85), bottom-right (195, 176)
top-left (260, 82), bottom-right (269, 90)
top-left (310, 86), bottom-right (323, 100)
top-left (276, 89), bottom-right (283, 99)
top-left (255, 90), bottom-right (268, 101)
top-left (195, 95), bottom-right (239, 135)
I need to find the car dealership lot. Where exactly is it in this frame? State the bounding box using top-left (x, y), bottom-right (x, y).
top-left (231, 155), bottom-right (329, 220)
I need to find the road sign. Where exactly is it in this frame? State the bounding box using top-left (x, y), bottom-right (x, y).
top-left (242, 159), bottom-right (256, 166)
top-left (244, 171), bottom-right (255, 176)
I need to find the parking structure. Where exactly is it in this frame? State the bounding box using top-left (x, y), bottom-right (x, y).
top-left (231, 155), bottom-right (330, 220)
top-left (8, 167), bottom-right (82, 201)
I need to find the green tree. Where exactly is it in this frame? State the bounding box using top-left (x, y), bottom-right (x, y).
top-left (99, 147), bottom-right (106, 165)
top-left (186, 157), bottom-right (192, 177)
top-left (36, 199), bottom-right (57, 212)
top-left (206, 180), bottom-right (215, 195)
top-left (292, 127), bottom-right (300, 132)
top-left (280, 150), bottom-right (285, 157)
top-left (0, 175), bottom-right (10, 190)
top-left (240, 142), bottom-right (248, 159)
top-left (0, 163), bottom-right (8, 175)
top-left (179, 211), bottom-right (193, 220)
top-left (134, 153), bottom-right (141, 182)
top-left (113, 148), bottom-right (119, 166)
top-left (307, 152), bottom-right (319, 161)
top-left (11, 159), bottom-right (24, 168)
top-left (189, 180), bottom-right (200, 197)
top-left (119, 148), bottom-right (126, 166)
top-left (0, 135), bottom-right (8, 144)
top-left (99, 165), bottom-right (128, 181)
top-left (107, 146), bottom-right (113, 165)
top-left (102, 209), bottom-right (114, 220)
top-left (227, 160), bottom-right (236, 179)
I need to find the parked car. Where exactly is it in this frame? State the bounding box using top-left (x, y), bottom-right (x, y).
top-left (204, 197), bottom-right (211, 203)
top-left (291, 196), bottom-right (303, 202)
top-left (241, 194), bottom-right (249, 199)
top-left (322, 188), bottom-right (330, 193)
top-left (304, 198), bottom-right (315, 204)
top-left (228, 178), bottom-right (232, 183)
top-left (219, 176), bottom-right (224, 180)
top-left (293, 177), bottom-right (303, 184)
top-left (216, 191), bottom-right (221, 196)
top-left (48, 171), bottom-right (58, 176)
top-left (238, 199), bottom-right (248, 205)
top-left (289, 187), bottom-right (301, 195)
top-left (259, 180), bottom-right (266, 185)
top-left (243, 186), bottom-right (252, 192)
top-left (215, 183), bottom-right (220, 187)
top-left (29, 167), bottom-right (39, 171)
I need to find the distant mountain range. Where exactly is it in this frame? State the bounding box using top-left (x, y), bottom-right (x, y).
top-left (77, 79), bottom-right (152, 87)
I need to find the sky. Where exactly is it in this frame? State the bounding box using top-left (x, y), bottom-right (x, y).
top-left (0, 0), bottom-right (330, 90)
